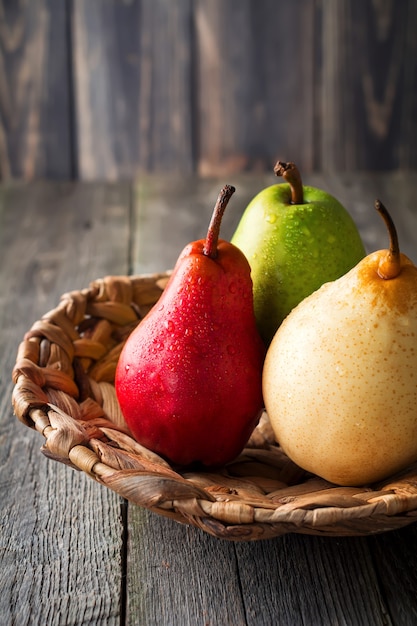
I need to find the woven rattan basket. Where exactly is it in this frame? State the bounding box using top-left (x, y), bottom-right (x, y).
top-left (12, 272), bottom-right (417, 541)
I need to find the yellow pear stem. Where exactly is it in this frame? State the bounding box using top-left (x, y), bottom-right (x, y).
top-left (203, 185), bottom-right (235, 259)
top-left (274, 161), bottom-right (304, 204)
top-left (375, 199), bottom-right (402, 280)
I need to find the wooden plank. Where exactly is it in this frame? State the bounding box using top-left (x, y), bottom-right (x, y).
top-left (0, 0), bottom-right (72, 179)
top-left (369, 525), bottom-right (417, 623)
top-left (194, 0), bottom-right (316, 176)
top-left (127, 510), bottom-right (248, 625)
top-left (317, 0), bottom-right (417, 170)
top-left (0, 182), bottom-right (131, 624)
top-left (235, 535), bottom-right (390, 625)
top-left (73, 0), bottom-right (194, 180)
top-left (0, 0), bottom-right (416, 181)
top-left (1, 0), bottom-right (416, 180)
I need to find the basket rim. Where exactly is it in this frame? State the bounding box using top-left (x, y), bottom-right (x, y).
top-left (11, 272), bottom-right (417, 541)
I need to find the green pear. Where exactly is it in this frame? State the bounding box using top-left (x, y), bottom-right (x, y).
top-left (263, 200), bottom-right (417, 486)
top-left (231, 161), bottom-right (366, 344)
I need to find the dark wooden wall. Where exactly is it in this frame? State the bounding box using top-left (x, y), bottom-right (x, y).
top-left (0, 0), bottom-right (416, 181)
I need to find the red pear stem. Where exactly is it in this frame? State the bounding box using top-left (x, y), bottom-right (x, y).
top-left (375, 199), bottom-right (402, 280)
top-left (274, 161), bottom-right (304, 204)
top-left (203, 184), bottom-right (235, 259)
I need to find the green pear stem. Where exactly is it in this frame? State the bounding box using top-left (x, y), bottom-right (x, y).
top-left (203, 184), bottom-right (236, 259)
top-left (274, 161), bottom-right (304, 204)
top-left (375, 199), bottom-right (402, 280)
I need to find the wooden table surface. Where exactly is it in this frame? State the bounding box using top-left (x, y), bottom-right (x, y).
top-left (1, 171), bottom-right (417, 625)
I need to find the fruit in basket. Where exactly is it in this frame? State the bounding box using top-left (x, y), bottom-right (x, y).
top-left (115, 185), bottom-right (265, 467)
top-left (263, 199), bottom-right (417, 486)
top-left (231, 161), bottom-right (366, 344)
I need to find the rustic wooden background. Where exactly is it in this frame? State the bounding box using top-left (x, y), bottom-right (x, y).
top-left (0, 0), bottom-right (416, 181)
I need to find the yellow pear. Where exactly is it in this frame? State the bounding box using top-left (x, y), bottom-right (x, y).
top-left (263, 200), bottom-right (417, 486)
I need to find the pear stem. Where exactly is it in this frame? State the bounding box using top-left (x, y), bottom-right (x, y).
top-left (274, 161), bottom-right (304, 204)
top-left (375, 199), bottom-right (402, 280)
top-left (203, 184), bottom-right (236, 259)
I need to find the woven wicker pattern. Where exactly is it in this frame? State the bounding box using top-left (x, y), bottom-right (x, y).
top-left (12, 273), bottom-right (417, 541)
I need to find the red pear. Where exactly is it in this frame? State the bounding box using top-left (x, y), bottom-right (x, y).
top-left (115, 185), bottom-right (265, 467)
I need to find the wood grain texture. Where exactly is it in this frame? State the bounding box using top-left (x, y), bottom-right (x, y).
top-left (0, 182), bottom-right (131, 625)
top-left (235, 535), bottom-right (390, 625)
top-left (71, 0), bottom-right (417, 175)
top-left (0, 0), bottom-right (72, 179)
top-left (73, 0), bottom-right (194, 180)
top-left (1, 0), bottom-right (417, 179)
top-left (194, 0), bottom-right (316, 176)
top-left (318, 0), bottom-right (417, 170)
top-left (369, 525), bottom-right (417, 625)
top-left (126, 509), bottom-right (248, 625)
